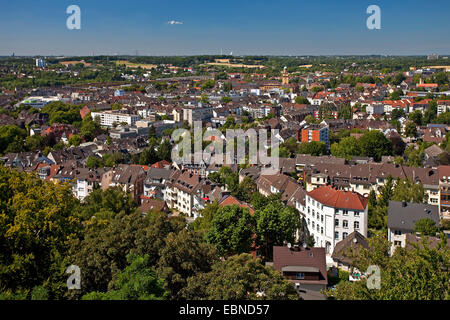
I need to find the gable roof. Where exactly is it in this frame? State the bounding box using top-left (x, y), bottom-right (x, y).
top-left (273, 246), bottom-right (327, 285)
top-left (331, 231), bottom-right (368, 266)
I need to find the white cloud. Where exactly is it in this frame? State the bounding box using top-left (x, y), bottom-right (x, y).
top-left (167, 20), bottom-right (183, 25)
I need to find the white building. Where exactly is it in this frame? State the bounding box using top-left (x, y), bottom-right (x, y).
top-left (21, 96), bottom-right (60, 109)
top-left (303, 185), bottom-right (369, 260)
top-left (366, 104), bottom-right (384, 115)
top-left (91, 110), bottom-right (140, 127)
top-left (36, 58), bottom-right (46, 68)
top-left (387, 201), bottom-right (439, 255)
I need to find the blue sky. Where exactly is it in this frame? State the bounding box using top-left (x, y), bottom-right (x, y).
top-left (0, 0), bottom-right (449, 56)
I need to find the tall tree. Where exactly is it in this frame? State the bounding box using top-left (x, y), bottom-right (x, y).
top-left (82, 254), bottom-right (168, 300)
top-left (181, 254), bottom-right (299, 300)
top-left (206, 205), bottom-right (255, 256)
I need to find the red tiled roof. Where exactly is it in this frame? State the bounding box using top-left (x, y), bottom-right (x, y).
top-left (307, 185), bottom-right (368, 210)
top-left (219, 195), bottom-right (255, 214)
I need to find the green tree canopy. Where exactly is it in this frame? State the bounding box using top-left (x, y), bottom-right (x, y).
top-left (181, 253), bottom-right (299, 300)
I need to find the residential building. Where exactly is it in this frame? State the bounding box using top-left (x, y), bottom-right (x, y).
top-left (298, 124), bottom-right (329, 149)
top-left (439, 165), bottom-right (450, 219)
top-left (271, 245), bottom-right (327, 300)
top-left (304, 185), bottom-right (369, 259)
top-left (387, 201), bottom-right (439, 254)
top-left (91, 110), bottom-right (140, 127)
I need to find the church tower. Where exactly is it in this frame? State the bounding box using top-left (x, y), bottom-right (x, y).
top-left (281, 66), bottom-right (289, 85)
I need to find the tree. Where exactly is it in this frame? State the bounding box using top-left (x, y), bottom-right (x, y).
top-left (189, 201), bottom-right (220, 235)
top-left (25, 134), bottom-right (44, 151)
top-left (304, 115), bottom-right (315, 124)
top-left (409, 110), bottom-right (423, 126)
top-left (0, 125), bottom-right (26, 155)
top-left (414, 218), bottom-right (438, 236)
top-left (392, 178), bottom-right (427, 203)
top-left (0, 167), bottom-right (82, 299)
top-left (157, 139), bottom-right (172, 162)
top-left (67, 210), bottom-right (186, 298)
top-left (330, 136), bottom-right (361, 160)
top-left (206, 205), bottom-right (255, 256)
top-left (297, 141), bottom-right (327, 156)
top-left (181, 254), bottom-right (299, 300)
top-left (358, 130), bottom-right (393, 161)
top-left (82, 254), bottom-right (168, 300)
top-left (295, 96), bottom-right (310, 104)
top-left (221, 96), bottom-right (232, 104)
top-left (157, 229), bottom-right (218, 299)
top-left (80, 115), bottom-right (101, 141)
top-left (324, 234), bottom-right (449, 300)
top-left (254, 201), bottom-right (301, 261)
top-left (404, 122), bottom-right (418, 138)
top-left (69, 134), bottom-right (82, 146)
top-left (237, 176), bottom-right (257, 203)
top-left (148, 125), bottom-right (156, 140)
top-left (391, 108), bottom-right (405, 121)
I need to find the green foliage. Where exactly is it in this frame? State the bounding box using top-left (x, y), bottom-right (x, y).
top-left (67, 210), bottom-right (186, 298)
top-left (0, 125), bottom-right (27, 155)
top-left (41, 101), bottom-right (82, 125)
top-left (404, 122), bottom-right (418, 138)
top-left (330, 136), bottom-right (361, 160)
top-left (206, 205), bottom-right (255, 256)
top-left (0, 166), bottom-right (82, 298)
top-left (330, 130), bottom-right (392, 161)
top-left (392, 178), bottom-right (427, 203)
top-left (414, 218), bottom-right (438, 236)
top-left (157, 229), bottom-right (218, 299)
top-left (181, 254), bottom-right (299, 300)
top-left (68, 134), bottom-right (82, 147)
top-left (254, 201), bottom-right (301, 261)
top-left (82, 254), bottom-right (168, 300)
top-left (358, 130), bottom-right (393, 161)
top-left (324, 234), bottom-right (449, 300)
top-left (297, 141), bottom-right (327, 156)
top-left (294, 96), bottom-right (310, 104)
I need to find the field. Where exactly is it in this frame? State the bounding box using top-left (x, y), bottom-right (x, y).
top-left (114, 60), bottom-right (158, 70)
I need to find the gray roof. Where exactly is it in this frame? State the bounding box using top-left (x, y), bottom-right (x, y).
top-left (387, 201), bottom-right (439, 232)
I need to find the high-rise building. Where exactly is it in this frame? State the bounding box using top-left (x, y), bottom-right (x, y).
top-left (298, 124), bottom-right (329, 149)
top-left (36, 58), bottom-right (46, 68)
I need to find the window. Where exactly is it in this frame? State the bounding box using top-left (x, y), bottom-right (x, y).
top-left (312, 209), bottom-right (315, 218)
top-left (321, 215), bottom-right (324, 222)
top-left (394, 230), bottom-right (402, 236)
top-left (296, 272), bottom-right (305, 280)
top-left (343, 210), bottom-right (348, 216)
top-left (335, 231), bottom-right (339, 240)
top-left (354, 221), bottom-right (360, 229)
top-left (354, 211), bottom-right (360, 217)
top-left (335, 219), bottom-right (339, 227)
top-left (343, 220), bottom-right (348, 228)
top-left (312, 222), bottom-right (315, 228)
top-left (317, 224), bottom-right (320, 232)
top-left (307, 218), bottom-right (310, 225)
top-left (321, 227), bottom-right (324, 234)
top-left (394, 241), bottom-right (402, 246)
top-left (343, 232), bottom-right (348, 239)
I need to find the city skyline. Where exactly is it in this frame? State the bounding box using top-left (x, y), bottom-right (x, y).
top-left (1, 0), bottom-right (450, 56)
